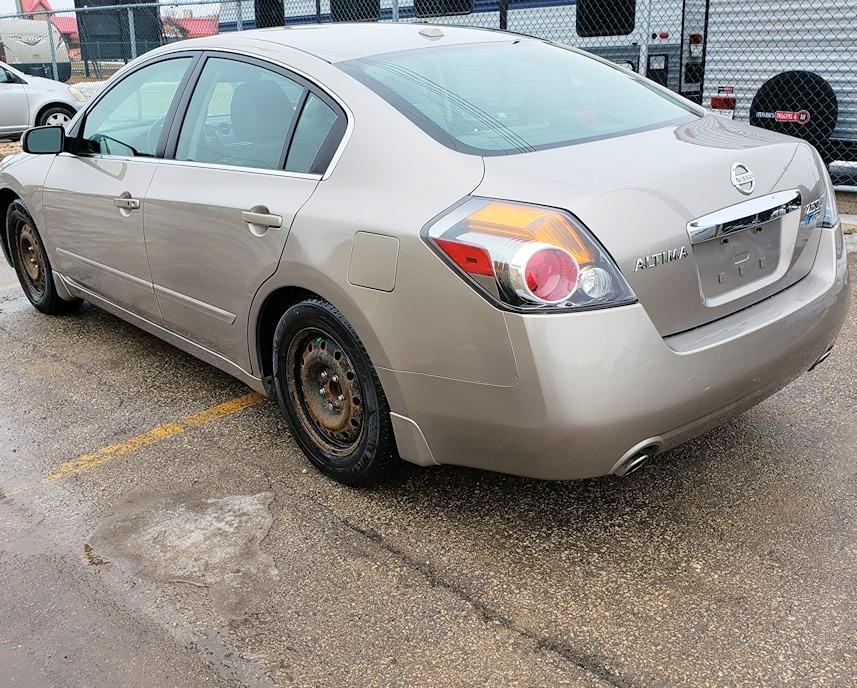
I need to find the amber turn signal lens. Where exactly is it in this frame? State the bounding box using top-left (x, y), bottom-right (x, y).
top-left (465, 202), bottom-right (595, 265)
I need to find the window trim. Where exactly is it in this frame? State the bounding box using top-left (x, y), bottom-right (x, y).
top-left (162, 50), bottom-right (349, 177)
top-left (68, 50), bottom-right (203, 159)
top-left (65, 47), bottom-right (353, 179)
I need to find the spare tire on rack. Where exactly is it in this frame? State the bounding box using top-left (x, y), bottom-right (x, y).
top-left (749, 71), bottom-right (838, 165)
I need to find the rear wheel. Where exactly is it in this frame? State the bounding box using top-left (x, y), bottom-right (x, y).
top-left (6, 200), bottom-right (80, 314)
top-left (272, 298), bottom-right (399, 486)
top-left (37, 104), bottom-right (75, 127)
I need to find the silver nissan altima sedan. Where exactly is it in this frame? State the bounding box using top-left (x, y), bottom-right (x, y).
top-left (0, 24), bottom-right (849, 485)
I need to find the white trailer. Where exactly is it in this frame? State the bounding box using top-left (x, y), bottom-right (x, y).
top-left (701, 0), bottom-right (857, 164)
top-left (0, 17), bottom-right (71, 82)
top-left (240, 0), bottom-right (709, 100)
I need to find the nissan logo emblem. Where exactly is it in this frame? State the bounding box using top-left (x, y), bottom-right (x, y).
top-left (731, 162), bottom-right (756, 195)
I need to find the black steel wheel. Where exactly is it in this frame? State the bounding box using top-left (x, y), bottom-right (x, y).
top-left (272, 298), bottom-right (399, 486)
top-left (6, 200), bottom-right (80, 314)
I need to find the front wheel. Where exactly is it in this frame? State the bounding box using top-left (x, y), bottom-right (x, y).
top-left (6, 200), bottom-right (80, 314)
top-left (37, 105), bottom-right (76, 127)
top-left (272, 298), bottom-right (399, 486)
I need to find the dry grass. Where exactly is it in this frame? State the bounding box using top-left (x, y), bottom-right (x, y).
top-left (0, 141), bottom-right (21, 160)
top-left (836, 191), bottom-right (857, 215)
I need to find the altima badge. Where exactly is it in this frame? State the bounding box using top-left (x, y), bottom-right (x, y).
top-left (731, 162), bottom-right (755, 194)
top-left (634, 246), bottom-right (689, 271)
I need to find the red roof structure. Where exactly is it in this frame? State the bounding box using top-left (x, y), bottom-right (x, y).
top-left (169, 16), bottom-right (219, 38)
top-left (50, 15), bottom-right (79, 39)
top-left (18, 0), bottom-right (79, 39)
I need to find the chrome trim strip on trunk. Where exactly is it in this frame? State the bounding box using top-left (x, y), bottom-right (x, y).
top-left (687, 189), bottom-right (802, 245)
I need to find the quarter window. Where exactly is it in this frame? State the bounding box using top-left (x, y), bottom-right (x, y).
top-left (82, 57), bottom-right (192, 157)
top-left (285, 93), bottom-right (340, 174)
top-left (175, 57), bottom-right (304, 170)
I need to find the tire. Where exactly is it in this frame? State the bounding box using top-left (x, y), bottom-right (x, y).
top-left (6, 200), bottom-right (80, 314)
top-left (272, 297), bottom-right (400, 486)
top-left (749, 71), bottom-right (838, 164)
top-left (36, 104), bottom-right (76, 127)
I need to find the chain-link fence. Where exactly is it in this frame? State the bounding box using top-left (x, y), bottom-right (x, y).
top-left (1, 0), bottom-right (855, 175)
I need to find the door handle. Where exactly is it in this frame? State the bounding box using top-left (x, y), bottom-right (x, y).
top-left (113, 196), bottom-right (140, 210)
top-left (241, 209), bottom-right (282, 229)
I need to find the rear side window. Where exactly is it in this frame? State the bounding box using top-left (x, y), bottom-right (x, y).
top-left (175, 57), bottom-right (303, 170)
top-left (286, 93), bottom-right (344, 174)
top-left (576, 0), bottom-right (636, 37)
top-left (340, 40), bottom-right (696, 156)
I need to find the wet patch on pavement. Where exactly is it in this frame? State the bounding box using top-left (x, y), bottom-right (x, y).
top-left (90, 491), bottom-right (278, 618)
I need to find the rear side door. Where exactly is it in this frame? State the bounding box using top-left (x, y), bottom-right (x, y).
top-left (0, 66), bottom-right (29, 133)
top-left (144, 53), bottom-right (347, 371)
top-left (43, 54), bottom-right (196, 323)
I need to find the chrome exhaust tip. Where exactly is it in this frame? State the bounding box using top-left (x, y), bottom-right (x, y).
top-left (808, 345), bottom-right (834, 372)
top-left (614, 449), bottom-right (652, 477)
top-left (611, 439), bottom-right (663, 477)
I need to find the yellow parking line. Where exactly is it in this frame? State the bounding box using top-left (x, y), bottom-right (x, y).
top-left (42, 392), bottom-right (265, 482)
top-left (1, 281), bottom-right (19, 291)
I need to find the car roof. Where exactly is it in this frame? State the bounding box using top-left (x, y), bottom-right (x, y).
top-left (199, 23), bottom-right (517, 63)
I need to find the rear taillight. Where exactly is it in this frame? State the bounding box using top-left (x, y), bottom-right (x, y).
top-left (425, 198), bottom-right (635, 312)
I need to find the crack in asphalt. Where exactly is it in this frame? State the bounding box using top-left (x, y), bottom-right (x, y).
top-left (273, 479), bottom-right (639, 688)
top-left (339, 517), bottom-right (637, 688)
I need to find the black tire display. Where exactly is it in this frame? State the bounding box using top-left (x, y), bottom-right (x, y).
top-left (272, 297), bottom-right (400, 486)
top-left (6, 200), bottom-right (80, 315)
top-left (749, 71), bottom-right (838, 163)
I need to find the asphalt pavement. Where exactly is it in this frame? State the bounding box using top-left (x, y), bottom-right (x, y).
top-left (1, 254), bottom-right (855, 688)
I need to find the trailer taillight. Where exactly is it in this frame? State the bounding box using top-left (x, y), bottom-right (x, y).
top-left (710, 95), bottom-right (737, 109)
top-left (689, 32), bottom-right (704, 58)
top-left (710, 86), bottom-right (736, 118)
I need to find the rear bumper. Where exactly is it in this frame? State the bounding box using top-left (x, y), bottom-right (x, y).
top-left (381, 228), bottom-right (850, 480)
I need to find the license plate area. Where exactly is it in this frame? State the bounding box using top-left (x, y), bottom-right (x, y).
top-left (694, 217), bottom-right (782, 302)
top-left (686, 190), bottom-right (803, 308)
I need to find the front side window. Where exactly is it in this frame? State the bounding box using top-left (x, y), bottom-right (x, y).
top-left (82, 57), bottom-right (192, 157)
top-left (175, 57), bottom-right (304, 170)
top-left (340, 40), bottom-right (696, 155)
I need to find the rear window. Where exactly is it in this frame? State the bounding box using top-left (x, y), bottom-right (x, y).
top-left (339, 40), bottom-right (697, 156)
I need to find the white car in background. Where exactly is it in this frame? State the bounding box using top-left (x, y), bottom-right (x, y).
top-left (0, 60), bottom-right (91, 137)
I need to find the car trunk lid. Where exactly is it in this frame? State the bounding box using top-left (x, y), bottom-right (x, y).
top-left (474, 116), bottom-right (826, 336)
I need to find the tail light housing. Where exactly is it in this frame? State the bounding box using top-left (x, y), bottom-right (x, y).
top-left (710, 86), bottom-right (736, 112)
top-left (424, 198), bottom-right (635, 312)
top-left (688, 32), bottom-right (704, 59)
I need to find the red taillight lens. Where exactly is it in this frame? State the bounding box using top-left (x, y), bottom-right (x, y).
top-left (523, 247), bottom-right (579, 303)
top-left (435, 238), bottom-right (495, 277)
top-left (710, 95), bottom-right (736, 110)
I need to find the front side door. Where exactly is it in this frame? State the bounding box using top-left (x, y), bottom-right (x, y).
top-left (43, 55), bottom-right (195, 323)
top-left (0, 67), bottom-right (29, 134)
top-left (144, 54), bottom-right (346, 370)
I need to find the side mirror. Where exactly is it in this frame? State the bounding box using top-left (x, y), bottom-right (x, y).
top-left (22, 125), bottom-right (65, 155)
